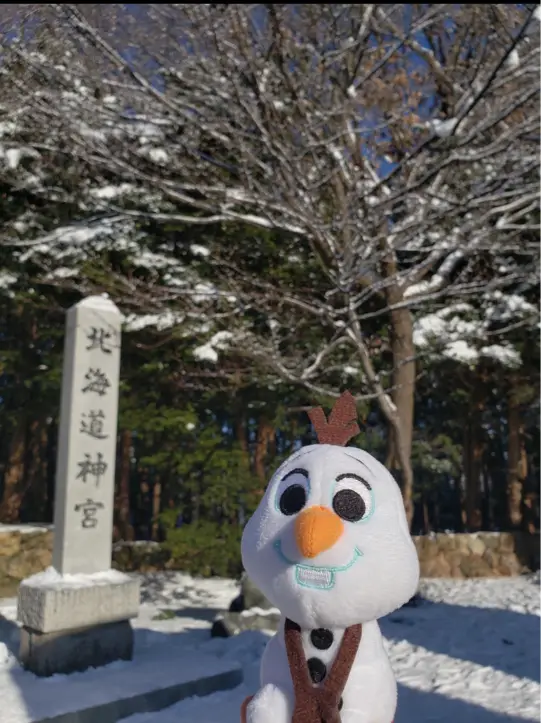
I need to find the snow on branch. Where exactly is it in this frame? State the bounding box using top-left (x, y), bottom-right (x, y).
top-left (0, 3), bottom-right (538, 401)
top-left (414, 289), bottom-right (539, 369)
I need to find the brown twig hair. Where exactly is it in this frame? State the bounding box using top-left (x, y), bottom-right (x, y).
top-left (307, 391), bottom-right (360, 446)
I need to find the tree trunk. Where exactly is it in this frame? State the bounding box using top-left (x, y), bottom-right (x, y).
top-left (0, 416), bottom-right (27, 523)
top-left (385, 303), bottom-right (416, 528)
top-left (45, 417), bottom-right (57, 522)
top-left (422, 496), bottom-right (431, 534)
top-left (151, 476), bottom-right (162, 541)
top-left (348, 301), bottom-right (415, 527)
top-left (463, 388), bottom-right (485, 531)
top-left (235, 412), bottom-right (254, 485)
top-left (236, 414), bottom-right (249, 455)
top-left (116, 429), bottom-right (134, 541)
top-left (23, 419), bottom-right (48, 522)
top-left (506, 386), bottom-right (527, 528)
top-left (136, 472), bottom-right (152, 539)
top-left (254, 417), bottom-right (274, 483)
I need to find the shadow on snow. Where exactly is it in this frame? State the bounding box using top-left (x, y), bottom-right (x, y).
top-left (381, 596), bottom-right (540, 683)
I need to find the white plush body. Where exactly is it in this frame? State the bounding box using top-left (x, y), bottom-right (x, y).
top-left (247, 618), bottom-right (396, 723)
top-left (241, 443), bottom-right (419, 723)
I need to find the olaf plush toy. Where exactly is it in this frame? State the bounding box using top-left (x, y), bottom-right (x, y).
top-left (240, 392), bottom-right (420, 723)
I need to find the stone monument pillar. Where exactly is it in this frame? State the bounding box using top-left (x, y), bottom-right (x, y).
top-left (17, 296), bottom-right (140, 677)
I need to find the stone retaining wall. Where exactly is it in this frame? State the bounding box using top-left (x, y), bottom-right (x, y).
top-left (413, 531), bottom-right (539, 578)
top-left (0, 526), bottom-right (54, 596)
top-left (0, 526), bottom-right (538, 595)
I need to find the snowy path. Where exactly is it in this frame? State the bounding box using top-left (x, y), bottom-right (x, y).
top-left (0, 573), bottom-right (539, 723)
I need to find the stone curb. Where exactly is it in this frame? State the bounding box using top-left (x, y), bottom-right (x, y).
top-left (27, 666), bottom-right (243, 723)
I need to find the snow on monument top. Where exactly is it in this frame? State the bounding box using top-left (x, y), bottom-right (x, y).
top-left (74, 294), bottom-right (120, 313)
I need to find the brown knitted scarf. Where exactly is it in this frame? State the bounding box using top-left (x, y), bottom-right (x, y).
top-left (284, 618), bottom-right (363, 723)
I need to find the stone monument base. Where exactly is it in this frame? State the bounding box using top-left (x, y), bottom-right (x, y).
top-left (17, 567), bottom-right (140, 677)
top-left (20, 619), bottom-right (134, 677)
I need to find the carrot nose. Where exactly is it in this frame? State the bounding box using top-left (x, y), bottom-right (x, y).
top-left (295, 505), bottom-right (344, 559)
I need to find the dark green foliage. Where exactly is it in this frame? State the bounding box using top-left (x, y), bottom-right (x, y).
top-left (160, 517), bottom-right (244, 578)
top-left (0, 187), bottom-right (539, 566)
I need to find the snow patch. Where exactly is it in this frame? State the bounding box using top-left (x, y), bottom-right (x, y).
top-left (44, 267), bottom-right (79, 281)
top-left (0, 121), bottom-right (17, 138)
top-left (4, 148), bottom-right (23, 170)
top-left (190, 244), bottom-right (210, 258)
top-left (506, 49), bottom-right (520, 69)
top-left (91, 184), bottom-right (135, 200)
top-left (427, 118), bottom-right (459, 138)
top-left (444, 340), bottom-right (479, 364)
top-left (0, 572), bottom-right (538, 723)
top-left (21, 565), bottom-right (129, 590)
top-left (0, 524), bottom-right (52, 534)
top-left (125, 311), bottom-right (184, 332)
top-left (413, 298), bottom-right (529, 369)
top-left (133, 250), bottom-right (181, 271)
top-left (0, 272), bottom-right (17, 290)
top-left (17, 221), bottom-right (128, 263)
top-left (193, 331), bottom-right (234, 363)
top-left (0, 145), bottom-right (39, 170)
top-left (485, 292), bottom-right (537, 323)
top-left (192, 282), bottom-right (217, 303)
top-left (78, 123), bottom-right (108, 143)
top-left (480, 344), bottom-right (521, 368)
top-left (148, 148), bottom-right (168, 164)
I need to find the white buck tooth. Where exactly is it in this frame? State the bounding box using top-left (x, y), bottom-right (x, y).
top-left (297, 566), bottom-right (333, 588)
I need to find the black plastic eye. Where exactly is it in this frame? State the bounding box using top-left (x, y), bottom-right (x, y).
top-left (332, 489), bottom-right (366, 522)
top-left (279, 484), bottom-right (307, 515)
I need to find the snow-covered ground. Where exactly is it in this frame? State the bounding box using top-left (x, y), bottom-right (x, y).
top-left (0, 572), bottom-right (539, 723)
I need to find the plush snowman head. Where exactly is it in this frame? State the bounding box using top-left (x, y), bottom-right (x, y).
top-left (241, 392), bottom-right (419, 629)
